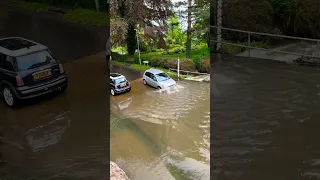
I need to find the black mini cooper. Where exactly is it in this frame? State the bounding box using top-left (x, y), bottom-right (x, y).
top-left (110, 73), bottom-right (131, 96)
top-left (0, 37), bottom-right (68, 107)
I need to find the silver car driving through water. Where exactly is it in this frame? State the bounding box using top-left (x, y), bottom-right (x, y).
top-left (142, 68), bottom-right (176, 90)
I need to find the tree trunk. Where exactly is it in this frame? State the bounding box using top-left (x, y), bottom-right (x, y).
top-left (186, 0), bottom-right (192, 59)
top-left (95, 0), bottom-right (100, 12)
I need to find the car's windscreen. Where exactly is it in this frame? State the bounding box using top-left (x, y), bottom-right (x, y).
top-left (115, 77), bottom-right (126, 84)
top-left (16, 50), bottom-right (56, 71)
top-left (156, 73), bottom-right (170, 81)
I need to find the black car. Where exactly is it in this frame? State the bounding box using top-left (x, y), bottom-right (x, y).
top-left (0, 37), bottom-right (68, 107)
top-left (110, 73), bottom-right (131, 96)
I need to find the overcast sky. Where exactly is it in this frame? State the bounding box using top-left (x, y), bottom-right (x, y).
top-left (170, 0), bottom-right (187, 30)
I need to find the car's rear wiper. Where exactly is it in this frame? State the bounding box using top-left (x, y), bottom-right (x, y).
top-left (27, 62), bottom-right (50, 69)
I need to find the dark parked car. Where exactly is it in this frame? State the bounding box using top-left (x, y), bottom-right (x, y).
top-left (0, 37), bottom-right (68, 107)
top-left (110, 73), bottom-right (131, 96)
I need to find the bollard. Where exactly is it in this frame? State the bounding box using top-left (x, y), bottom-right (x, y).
top-left (177, 58), bottom-right (180, 78)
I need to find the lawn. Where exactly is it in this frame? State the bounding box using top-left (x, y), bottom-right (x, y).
top-left (133, 44), bottom-right (210, 62)
top-left (10, 2), bottom-right (109, 27)
top-left (112, 61), bottom-right (190, 79)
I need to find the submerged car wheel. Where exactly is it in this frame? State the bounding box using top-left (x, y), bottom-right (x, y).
top-left (2, 86), bottom-right (17, 107)
top-left (157, 86), bottom-right (162, 90)
top-left (111, 89), bottom-right (116, 96)
top-left (143, 79), bottom-right (147, 85)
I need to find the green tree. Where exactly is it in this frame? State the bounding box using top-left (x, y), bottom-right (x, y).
top-left (126, 23), bottom-right (137, 55)
top-left (165, 15), bottom-right (186, 47)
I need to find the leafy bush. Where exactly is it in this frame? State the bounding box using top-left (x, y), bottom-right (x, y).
top-left (111, 52), bottom-right (128, 62)
top-left (199, 57), bottom-right (210, 73)
top-left (150, 57), bottom-right (197, 71)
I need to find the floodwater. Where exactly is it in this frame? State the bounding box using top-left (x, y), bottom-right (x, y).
top-left (110, 65), bottom-right (210, 180)
top-left (0, 9), bottom-right (110, 179)
top-left (0, 53), bottom-right (109, 179)
top-left (212, 57), bottom-right (320, 180)
top-left (0, 9), bottom-right (107, 63)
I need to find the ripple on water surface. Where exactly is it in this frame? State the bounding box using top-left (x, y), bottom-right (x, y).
top-left (111, 80), bottom-right (210, 180)
top-left (212, 58), bottom-right (320, 180)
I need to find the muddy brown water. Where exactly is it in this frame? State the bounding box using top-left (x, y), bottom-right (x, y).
top-left (110, 65), bottom-right (210, 180)
top-left (212, 57), bottom-right (320, 180)
top-left (0, 53), bottom-right (110, 179)
top-left (0, 10), bottom-right (107, 63)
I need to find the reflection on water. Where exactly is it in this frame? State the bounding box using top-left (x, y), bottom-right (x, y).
top-left (212, 58), bottom-right (320, 180)
top-left (111, 79), bottom-right (210, 180)
top-left (25, 111), bottom-right (71, 152)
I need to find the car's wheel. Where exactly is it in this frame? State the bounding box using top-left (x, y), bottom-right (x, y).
top-left (2, 86), bottom-right (17, 107)
top-left (110, 89), bottom-right (116, 96)
top-left (143, 79), bottom-right (147, 85)
top-left (157, 86), bottom-right (162, 90)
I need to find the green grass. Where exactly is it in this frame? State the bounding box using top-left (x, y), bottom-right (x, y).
top-left (135, 44), bottom-right (210, 63)
top-left (65, 8), bottom-right (109, 27)
top-left (112, 61), bottom-right (189, 79)
top-left (11, 1), bottom-right (49, 12)
top-left (220, 41), bottom-right (272, 55)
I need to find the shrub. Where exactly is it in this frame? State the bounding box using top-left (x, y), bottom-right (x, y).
top-left (111, 52), bottom-right (128, 62)
top-left (199, 57), bottom-right (210, 73)
top-left (150, 57), bottom-right (197, 72)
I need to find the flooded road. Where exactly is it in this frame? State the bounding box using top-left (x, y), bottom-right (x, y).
top-left (110, 66), bottom-right (210, 180)
top-left (212, 57), bottom-right (320, 180)
top-left (0, 10), bottom-right (107, 63)
top-left (0, 53), bottom-right (109, 179)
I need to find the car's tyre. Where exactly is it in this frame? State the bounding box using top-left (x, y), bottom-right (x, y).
top-left (128, 87), bottom-right (131, 92)
top-left (157, 86), bottom-right (162, 90)
top-left (111, 89), bottom-right (116, 96)
top-left (2, 85), bottom-right (17, 107)
top-left (143, 79), bottom-right (147, 85)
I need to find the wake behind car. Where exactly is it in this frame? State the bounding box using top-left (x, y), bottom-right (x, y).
top-left (0, 37), bottom-right (68, 107)
top-left (110, 73), bottom-right (131, 96)
top-left (143, 68), bottom-right (176, 91)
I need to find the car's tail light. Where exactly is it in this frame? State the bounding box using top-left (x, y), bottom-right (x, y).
top-left (16, 75), bottom-right (24, 86)
top-left (59, 63), bottom-right (65, 74)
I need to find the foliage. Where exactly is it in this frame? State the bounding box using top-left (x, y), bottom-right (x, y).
top-left (111, 52), bottom-right (129, 62)
top-left (110, 17), bottom-right (128, 47)
top-left (12, 1), bottom-right (49, 12)
top-left (165, 15), bottom-right (186, 48)
top-left (126, 23), bottom-right (137, 56)
top-left (199, 57), bottom-right (210, 73)
top-left (22, 0), bottom-right (108, 12)
top-left (269, 0), bottom-right (320, 38)
top-left (219, 41), bottom-right (272, 55)
top-left (128, 64), bottom-right (189, 79)
top-left (65, 8), bottom-right (109, 27)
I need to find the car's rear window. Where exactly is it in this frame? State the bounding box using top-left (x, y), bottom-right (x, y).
top-left (15, 50), bottom-right (56, 71)
top-left (115, 77), bottom-right (126, 84)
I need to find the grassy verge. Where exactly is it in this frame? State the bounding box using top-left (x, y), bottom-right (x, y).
top-left (112, 61), bottom-right (190, 79)
top-left (134, 45), bottom-right (210, 62)
top-left (10, 2), bottom-right (109, 27)
top-left (65, 8), bottom-right (109, 27)
top-left (220, 41), bottom-right (272, 55)
top-left (10, 1), bottom-right (49, 12)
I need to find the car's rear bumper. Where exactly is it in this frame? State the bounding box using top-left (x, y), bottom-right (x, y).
top-left (114, 86), bottom-right (131, 94)
top-left (15, 75), bottom-right (68, 99)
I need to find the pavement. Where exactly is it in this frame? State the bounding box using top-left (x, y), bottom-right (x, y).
top-left (237, 41), bottom-right (320, 63)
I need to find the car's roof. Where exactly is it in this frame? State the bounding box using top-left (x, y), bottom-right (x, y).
top-left (0, 37), bottom-right (48, 57)
top-left (145, 68), bottom-right (163, 74)
top-left (110, 73), bottom-right (125, 79)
